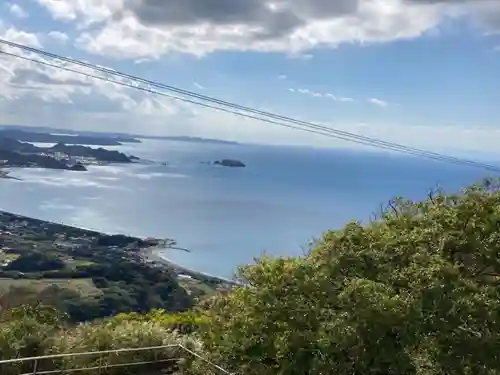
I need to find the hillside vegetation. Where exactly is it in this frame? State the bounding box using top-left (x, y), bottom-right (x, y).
top-left (2, 179), bottom-right (500, 375)
top-left (0, 305), bottom-right (201, 375)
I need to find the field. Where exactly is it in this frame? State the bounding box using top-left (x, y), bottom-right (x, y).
top-left (179, 277), bottom-right (218, 297)
top-left (0, 278), bottom-right (102, 297)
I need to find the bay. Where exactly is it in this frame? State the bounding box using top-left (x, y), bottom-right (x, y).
top-left (0, 139), bottom-right (495, 278)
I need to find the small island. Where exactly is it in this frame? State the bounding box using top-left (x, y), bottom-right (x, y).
top-left (214, 159), bottom-right (246, 168)
top-left (68, 162), bottom-right (88, 171)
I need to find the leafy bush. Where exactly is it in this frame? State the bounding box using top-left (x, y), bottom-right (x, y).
top-left (96, 234), bottom-right (138, 247)
top-left (198, 180), bottom-right (500, 375)
top-left (6, 251), bottom-right (64, 272)
top-left (0, 305), bottom-right (64, 375)
top-left (0, 305), bottom-right (202, 375)
top-left (49, 319), bottom-right (202, 374)
top-left (111, 309), bottom-right (209, 334)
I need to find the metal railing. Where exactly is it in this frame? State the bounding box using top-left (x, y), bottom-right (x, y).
top-left (0, 344), bottom-right (233, 375)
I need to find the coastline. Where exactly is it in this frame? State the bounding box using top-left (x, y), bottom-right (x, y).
top-left (142, 246), bottom-right (239, 286)
top-left (0, 209), bottom-right (234, 285)
top-left (0, 170), bottom-right (21, 181)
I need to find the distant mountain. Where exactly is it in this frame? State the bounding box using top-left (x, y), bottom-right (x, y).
top-left (0, 126), bottom-right (141, 144)
top-left (0, 137), bottom-right (39, 153)
top-left (139, 135), bottom-right (239, 145)
top-left (0, 148), bottom-right (79, 171)
top-left (0, 124), bottom-right (237, 146)
top-left (0, 129), bottom-right (133, 146)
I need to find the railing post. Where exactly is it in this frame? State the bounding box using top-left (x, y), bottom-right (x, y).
top-left (0, 344), bottom-right (232, 375)
top-left (32, 358), bottom-right (38, 375)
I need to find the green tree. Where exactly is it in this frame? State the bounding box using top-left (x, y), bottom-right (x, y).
top-left (0, 285), bottom-right (90, 319)
top-left (199, 179), bottom-right (500, 375)
top-left (0, 304), bottom-right (64, 375)
top-left (6, 251), bottom-right (64, 272)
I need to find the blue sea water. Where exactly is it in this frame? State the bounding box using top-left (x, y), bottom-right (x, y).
top-left (0, 139), bottom-right (496, 278)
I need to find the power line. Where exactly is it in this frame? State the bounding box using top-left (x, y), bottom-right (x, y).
top-left (1, 40), bottom-right (498, 173)
top-left (2, 41), bottom-right (498, 172)
top-left (2, 38), bottom-right (496, 172)
top-left (0, 50), bottom-right (412, 152)
top-left (0, 49), bottom-right (464, 165)
top-left (2, 50), bottom-right (496, 173)
top-left (1, 39), bottom-right (499, 173)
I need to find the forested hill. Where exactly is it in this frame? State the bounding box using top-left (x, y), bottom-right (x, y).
top-left (0, 128), bottom-right (140, 146)
top-left (0, 137), bottom-right (137, 171)
top-left (0, 211), bottom-right (223, 323)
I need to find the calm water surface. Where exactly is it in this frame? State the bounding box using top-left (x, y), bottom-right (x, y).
top-left (0, 140), bottom-right (494, 278)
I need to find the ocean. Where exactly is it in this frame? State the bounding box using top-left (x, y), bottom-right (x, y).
top-left (0, 139), bottom-right (495, 279)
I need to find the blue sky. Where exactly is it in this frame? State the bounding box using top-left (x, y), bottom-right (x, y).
top-left (0, 0), bottom-right (499, 156)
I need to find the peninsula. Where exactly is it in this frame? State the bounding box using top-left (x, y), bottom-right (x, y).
top-left (0, 128), bottom-right (141, 146)
top-left (140, 135), bottom-right (239, 145)
top-left (0, 135), bottom-right (138, 172)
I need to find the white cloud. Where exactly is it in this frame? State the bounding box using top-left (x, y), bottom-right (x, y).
top-left (8, 3), bottom-right (28, 18)
top-left (27, 0), bottom-right (500, 60)
top-left (34, 0), bottom-right (122, 24)
top-left (34, 0), bottom-right (78, 21)
top-left (325, 93), bottom-right (355, 102)
top-left (278, 74), bottom-right (287, 80)
top-left (1, 55), bottom-right (500, 156)
top-left (34, 0), bottom-right (447, 59)
top-left (0, 27), bottom-right (42, 48)
top-left (0, 48), bottom-right (495, 156)
top-left (297, 88), bottom-right (322, 97)
top-left (0, 2), bottom-right (499, 157)
top-left (302, 89), bottom-right (322, 98)
top-left (368, 98), bottom-right (389, 107)
top-left (292, 88), bottom-right (355, 102)
top-left (193, 82), bottom-right (205, 90)
top-left (0, 27), bottom-right (185, 120)
top-left (48, 31), bottom-right (69, 44)
top-left (293, 89), bottom-right (383, 106)
top-left (338, 97), bottom-right (354, 102)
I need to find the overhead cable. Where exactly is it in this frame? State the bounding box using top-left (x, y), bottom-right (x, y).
top-left (1, 39), bottom-right (499, 172)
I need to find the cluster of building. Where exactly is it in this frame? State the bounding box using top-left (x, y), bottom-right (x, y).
top-left (0, 212), bottom-right (96, 253)
top-left (0, 211), bottom-right (158, 254)
top-left (41, 151), bottom-right (104, 166)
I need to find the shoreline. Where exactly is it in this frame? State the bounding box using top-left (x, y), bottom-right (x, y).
top-left (142, 246), bottom-right (238, 286)
top-left (0, 209), bottom-right (234, 285)
top-left (0, 170), bottom-right (21, 181)
top-left (0, 210), bottom-right (109, 237)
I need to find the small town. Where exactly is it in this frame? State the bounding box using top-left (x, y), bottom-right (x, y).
top-left (0, 210), bottom-right (228, 320)
top-left (0, 129), bottom-right (138, 174)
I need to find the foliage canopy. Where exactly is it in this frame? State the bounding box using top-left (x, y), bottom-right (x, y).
top-left (200, 179), bottom-right (500, 375)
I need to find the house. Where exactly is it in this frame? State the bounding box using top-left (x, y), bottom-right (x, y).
top-left (54, 240), bottom-right (81, 250)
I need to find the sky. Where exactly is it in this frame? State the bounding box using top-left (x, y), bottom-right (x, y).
top-left (0, 0), bottom-right (499, 156)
